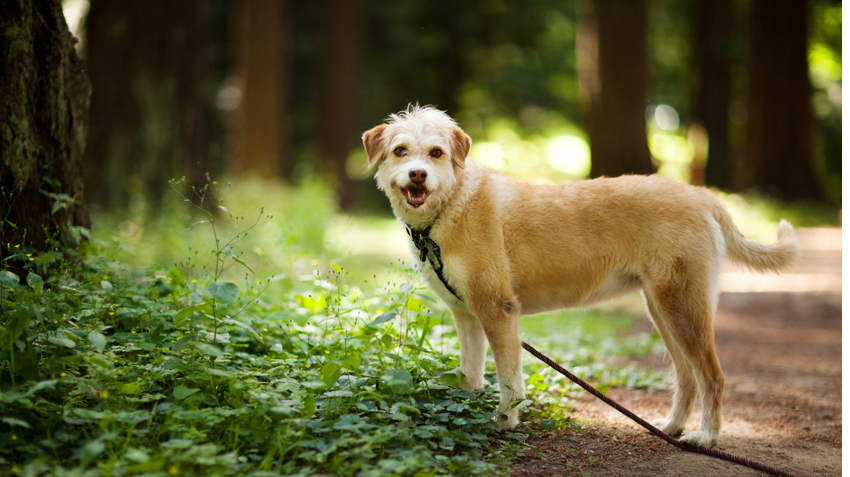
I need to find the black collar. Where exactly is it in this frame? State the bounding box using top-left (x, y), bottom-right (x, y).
top-left (404, 224), bottom-right (462, 301)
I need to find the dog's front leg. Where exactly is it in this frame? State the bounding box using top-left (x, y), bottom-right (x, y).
top-left (472, 296), bottom-right (524, 430)
top-left (452, 309), bottom-right (488, 391)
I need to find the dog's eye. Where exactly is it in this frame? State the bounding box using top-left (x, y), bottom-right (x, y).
top-left (430, 149), bottom-right (443, 158)
top-left (393, 147), bottom-right (406, 157)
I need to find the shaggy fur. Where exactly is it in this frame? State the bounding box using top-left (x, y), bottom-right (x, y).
top-left (362, 105), bottom-right (800, 448)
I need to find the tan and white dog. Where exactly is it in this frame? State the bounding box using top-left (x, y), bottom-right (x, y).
top-left (361, 105), bottom-right (800, 448)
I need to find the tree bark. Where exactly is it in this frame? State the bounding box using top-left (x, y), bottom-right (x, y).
top-left (232, 0), bottom-right (291, 179)
top-left (694, 0), bottom-right (734, 190)
top-left (84, 0), bottom-right (211, 208)
top-left (318, 0), bottom-right (365, 210)
top-left (582, 0), bottom-right (655, 178)
top-left (0, 0), bottom-right (91, 252)
top-left (740, 0), bottom-right (823, 201)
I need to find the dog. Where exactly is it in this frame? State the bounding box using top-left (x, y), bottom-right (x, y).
top-left (361, 105), bottom-right (800, 448)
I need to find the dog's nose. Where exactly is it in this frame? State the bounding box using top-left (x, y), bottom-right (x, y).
top-left (409, 169), bottom-right (427, 183)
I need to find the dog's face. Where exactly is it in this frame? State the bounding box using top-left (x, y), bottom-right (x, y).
top-left (362, 106), bottom-right (471, 224)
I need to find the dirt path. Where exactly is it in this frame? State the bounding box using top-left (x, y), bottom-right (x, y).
top-left (510, 228), bottom-right (842, 477)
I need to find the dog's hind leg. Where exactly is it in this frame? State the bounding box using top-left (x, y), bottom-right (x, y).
top-left (452, 309), bottom-right (488, 391)
top-left (642, 291), bottom-right (697, 437)
top-left (644, 278), bottom-right (725, 448)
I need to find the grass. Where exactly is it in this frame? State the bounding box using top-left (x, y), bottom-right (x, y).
top-left (0, 176), bottom-right (837, 476)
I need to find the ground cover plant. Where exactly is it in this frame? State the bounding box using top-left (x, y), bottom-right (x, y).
top-left (1, 178), bottom-right (833, 476)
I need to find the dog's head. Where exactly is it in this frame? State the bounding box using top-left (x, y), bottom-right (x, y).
top-left (362, 105), bottom-right (471, 224)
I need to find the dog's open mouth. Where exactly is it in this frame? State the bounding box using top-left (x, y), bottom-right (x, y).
top-left (401, 185), bottom-right (430, 208)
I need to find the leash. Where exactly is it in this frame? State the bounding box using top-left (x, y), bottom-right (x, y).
top-left (521, 341), bottom-right (805, 477)
top-left (405, 224), bottom-right (804, 476)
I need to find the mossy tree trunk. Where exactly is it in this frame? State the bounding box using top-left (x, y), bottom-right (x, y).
top-left (0, 0), bottom-right (91, 252)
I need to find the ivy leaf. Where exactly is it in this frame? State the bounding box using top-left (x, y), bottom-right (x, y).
top-left (207, 282), bottom-right (238, 305)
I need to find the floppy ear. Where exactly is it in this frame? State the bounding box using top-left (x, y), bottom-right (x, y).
top-left (450, 126), bottom-right (472, 169)
top-left (362, 124), bottom-right (389, 168)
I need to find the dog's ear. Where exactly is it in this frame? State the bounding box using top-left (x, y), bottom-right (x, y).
top-left (362, 124), bottom-right (388, 168)
top-left (450, 126), bottom-right (472, 169)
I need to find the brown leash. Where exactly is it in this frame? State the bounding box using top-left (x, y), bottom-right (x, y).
top-left (522, 341), bottom-right (806, 477)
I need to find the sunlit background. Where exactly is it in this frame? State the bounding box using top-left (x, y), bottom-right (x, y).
top-left (60, 0), bottom-right (841, 288)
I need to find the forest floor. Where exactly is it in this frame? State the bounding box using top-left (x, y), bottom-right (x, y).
top-left (509, 228), bottom-right (842, 477)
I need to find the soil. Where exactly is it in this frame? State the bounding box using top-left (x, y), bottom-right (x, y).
top-left (509, 228), bottom-right (842, 477)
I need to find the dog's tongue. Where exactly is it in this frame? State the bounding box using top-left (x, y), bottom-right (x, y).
top-left (404, 187), bottom-right (429, 207)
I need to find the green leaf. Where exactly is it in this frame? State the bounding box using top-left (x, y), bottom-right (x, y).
top-left (341, 355), bottom-right (361, 371)
top-left (36, 254), bottom-right (55, 264)
top-left (301, 394), bottom-right (316, 417)
top-left (100, 280), bottom-right (113, 293)
top-left (88, 330), bottom-right (107, 350)
top-left (177, 221), bottom-right (209, 236)
top-left (231, 255), bottom-right (255, 274)
top-left (0, 270), bottom-right (18, 289)
top-left (173, 385), bottom-right (199, 400)
top-left (26, 272), bottom-right (43, 293)
top-left (207, 281), bottom-right (238, 305)
top-left (320, 362), bottom-right (341, 384)
top-left (26, 379), bottom-right (58, 396)
top-left (196, 343), bottom-right (223, 357)
top-left (119, 382), bottom-right (141, 395)
top-left (382, 369), bottom-right (413, 394)
top-left (1, 417), bottom-right (31, 428)
top-left (80, 440), bottom-right (106, 467)
top-left (48, 335), bottom-right (76, 349)
top-left (369, 310), bottom-right (399, 327)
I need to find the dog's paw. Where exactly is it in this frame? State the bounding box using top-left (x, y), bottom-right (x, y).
top-left (650, 418), bottom-right (684, 437)
top-left (496, 413), bottom-right (520, 430)
top-left (679, 430), bottom-right (717, 448)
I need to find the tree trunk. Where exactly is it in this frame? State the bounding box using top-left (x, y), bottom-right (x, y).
top-left (582, 0), bottom-right (655, 178)
top-left (318, 0), bottom-right (365, 210)
top-left (0, 0), bottom-right (91, 252)
top-left (84, 0), bottom-right (211, 208)
top-left (694, 0), bottom-right (734, 190)
top-left (233, 0), bottom-right (291, 179)
top-left (740, 0), bottom-right (823, 201)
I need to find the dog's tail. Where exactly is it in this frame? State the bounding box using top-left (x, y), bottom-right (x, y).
top-left (714, 206), bottom-right (801, 273)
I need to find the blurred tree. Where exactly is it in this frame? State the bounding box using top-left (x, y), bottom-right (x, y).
top-left (318, 0), bottom-right (365, 210)
top-left (693, 0), bottom-right (735, 189)
top-left (0, 0), bottom-right (91, 252)
top-left (84, 0), bottom-right (212, 209)
top-left (232, 0), bottom-right (291, 179)
top-left (740, 0), bottom-right (824, 201)
top-left (581, 0), bottom-right (655, 178)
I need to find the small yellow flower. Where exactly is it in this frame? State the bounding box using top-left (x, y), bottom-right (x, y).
top-left (131, 329), bottom-right (136, 334)
top-left (311, 259), bottom-right (318, 266)
top-left (60, 372), bottom-right (66, 377)
top-left (101, 391), bottom-right (108, 399)
top-left (325, 350), bottom-right (329, 354)
top-left (263, 328), bottom-right (268, 332)
top-left (305, 364), bottom-right (310, 368)
top-left (191, 280), bottom-right (197, 284)
top-left (11, 465), bottom-right (19, 473)
top-left (11, 434), bottom-right (17, 440)
top-left (168, 465), bottom-right (179, 475)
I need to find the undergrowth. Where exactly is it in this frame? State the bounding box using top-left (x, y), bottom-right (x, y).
top-left (0, 178), bottom-right (671, 476)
